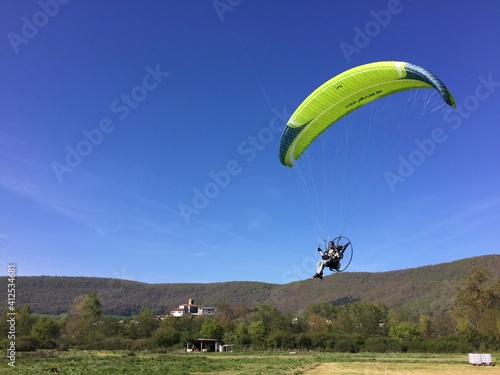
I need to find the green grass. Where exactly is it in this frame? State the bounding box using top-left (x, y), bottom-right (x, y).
top-left (0, 351), bottom-right (314, 375)
top-left (0, 351), bottom-right (497, 375)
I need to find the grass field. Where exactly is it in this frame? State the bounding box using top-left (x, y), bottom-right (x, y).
top-left (1, 351), bottom-right (498, 374)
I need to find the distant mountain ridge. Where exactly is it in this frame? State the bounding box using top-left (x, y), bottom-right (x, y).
top-left (8, 255), bottom-right (500, 316)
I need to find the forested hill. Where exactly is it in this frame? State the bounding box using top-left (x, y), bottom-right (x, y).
top-left (8, 255), bottom-right (500, 316)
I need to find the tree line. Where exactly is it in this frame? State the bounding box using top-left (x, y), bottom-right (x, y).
top-left (2, 267), bottom-right (499, 353)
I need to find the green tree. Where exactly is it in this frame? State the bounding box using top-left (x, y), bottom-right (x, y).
top-left (477, 308), bottom-right (500, 347)
top-left (267, 330), bottom-right (295, 349)
top-left (232, 322), bottom-right (250, 346)
top-left (137, 308), bottom-right (159, 338)
top-left (248, 320), bottom-right (266, 348)
top-left (284, 312), bottom-right (305, 334)
top-left (295, 332), bottom-right (313, 349)
top-left (453, 267), bottom-right (500, 328)
top-left (31, 317), bottom-right (60, 348)
top-left (179, 315), bottom-right (198, 339)
top-left (96, 316), bottom-right (121, 338)
top-left (215, 303), bottom-right (234, 320)
top-left (231, 304), bottom-right (249, 319)
top-left (250, 303), bottom-right (286, 332)
top-left (335, 302), bottom-right (388, 338)
top-left (429, 311), bottom-right (455, 337)
top-left (81, 292), bottom-right (103, 322)
top-left (161, 315), bottom-right (197, 341)
top-left (308, 302), bottom-right (337, 320)
top-left (456, 317), bottom-right (479, 349)
top-left (418, 315), bottom-right (432, 339)
top-left (17, 305), bottom-right (34, 337)
top-left (214, 304), bottom-right (234, 338)
top-left (200, 318), bottom-right (224, 340)
top-left (389, 322), bottom-right (421, 349)
top-left (119, 318), bottom-right (139, 340)
top-left (69, 293), bottom-right (102, 323)
top-left (0, 310), bottom-right (8, 338)
top-left (309, 331), bottom-right (335, 350)
top-left (307, 313), bottom-right (330, 333)
top-left (152, 325), bottom-right (181, 348)
top-left (65, 293), bottom-right (103, 344)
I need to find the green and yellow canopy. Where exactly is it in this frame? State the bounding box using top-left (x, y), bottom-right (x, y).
top-left (279, 61), bottom-right (456, 167)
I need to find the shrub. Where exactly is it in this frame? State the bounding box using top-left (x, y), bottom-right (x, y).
top-left (295, 333), bottom-right (312, 349)
top-left (335, 338), bottom-right (359, 353)
top-left (85, 337), bottom-right (134, 350)
top-left (308, 332), bottom-right (332, 350)
top-left (362, 337), bottom-right (400, 352)
top-left (16, 336), bottom-right (38, 352)
top-left (408, 336), bottom-right (473, 353)
top-left (131, 338), bottom-right (154, 351)
top-left (152, 326), bottom-right (181, 348)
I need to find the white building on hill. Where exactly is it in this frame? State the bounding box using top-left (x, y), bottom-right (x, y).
top-left (169, 298), bottom-right (216, 317)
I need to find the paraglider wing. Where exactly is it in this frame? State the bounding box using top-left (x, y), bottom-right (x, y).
top-left (279, 61), bottom-right (456, 167)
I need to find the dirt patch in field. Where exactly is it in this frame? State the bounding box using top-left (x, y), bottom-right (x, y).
top-left (305, 362), bottom-right (499, 375)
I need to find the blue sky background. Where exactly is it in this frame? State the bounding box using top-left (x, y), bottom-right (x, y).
top-left (1, 0), bottom-right (499, 284)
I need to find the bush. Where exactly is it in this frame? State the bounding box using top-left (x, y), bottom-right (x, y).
top-left (152, 326), bottom-right (181, 348)
top-left (295, 333), bottom-right (312, 349)
top-left (362, 337), bottom-right (400, 352)
top-left (16, 336), bottom-right (38, 352)
top-left (130, 338), bottom-right (154, 351)
top-left (84, 337), bottom-right (134, 350)
top-left (39, 340), bottom-right (58, 350)
top-left (57, 342), bottom-right (69, 351)
top-left (308, 332), bottom-right (331, 350)
top-left (352, 335), bottom-right (365, 347)
top-left (407, 336), bottom-right (473, 353)
top-left (335, 338), bottom-right (359, 353)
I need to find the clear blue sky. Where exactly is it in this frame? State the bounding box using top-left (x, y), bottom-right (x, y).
top-left (1, 1), bottom-right (499, 284)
